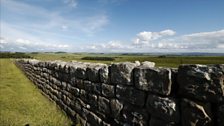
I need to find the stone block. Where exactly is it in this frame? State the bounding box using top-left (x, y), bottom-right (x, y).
top-left (102, 83), bottom-right (115, 98)
top-left (86, 65), bottom-right (104, 82)
top-left (70, 86), bottom-right (80, 97)
top-left (87, 111), bottom-right (102, 126)
top-left (110, 62), bottom-right (139, 85)
top-left (217, 104), bottom-right (224, 126)
top-left (149, 117), bottom-right (177, 126)
top-left (134, 66), bottom-right (172, 95)
top-left (99, 65), bottom-right (109, 83)
top-left (92, 83), bottom-right (102, 95)
top-left (146, 94), bottom-right (180, 123)
top-left (116, 85), bottom-right (146, 107)
top-left (181, 98), bottom-right (212, 126)
top-left (122, 104), bottom-right (149, 126)
top-left (110, 99), bottom-right (123, 118)
top-left (177, 64), bottom-right (224, 103)
top-left (98, 96), bottom-right (111, 115)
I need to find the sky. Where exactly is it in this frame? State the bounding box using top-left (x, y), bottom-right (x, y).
top-left (0, 0), bottom-right (224, 53)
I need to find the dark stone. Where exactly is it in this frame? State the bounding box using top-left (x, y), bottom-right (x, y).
top-left (87, 111), bottom-right (102, 126)
top-left (87, 93), bottom-right (98, 110)
top-left (80, 89), bottom-right (87, 102)
top-left (110, 99), bottom-right (123, 118)
top-left (70, 86), bottom-right (80, 97)
top-left (110, 62), bottom-right (139, 85)
top-left (84, 80), bottom-right (93, 93)
top-left (134, 66), bottom-right (172, 95)
top-left (146, 94), bottom-right (180, 123)
top-left (181, 98), bottom-right (212, 126)
top-left (122, 104), bottom-right (149, 126)
top-left (92, 83), bottom-right (102, 95)
top-left (75, 66), bottom-right (86, 79)
top-left (177, 64), bottom-right (224, 103)
top-left (116, 85), bottom-right (146, 107)
top-left (86, 65), bottom-right (104, 82)
top-left (102, 83), bottom-right (115, 98)
top-left (98, 96), bottom-right (111, 114)
top-left (217, 104), bottom-right (224, 126)
top-left (149, 117), bottom-right (176, 126)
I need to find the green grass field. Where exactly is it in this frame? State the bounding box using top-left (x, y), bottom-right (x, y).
top-left (28, 52), bottom-right (224, 68)
top-left (0, 59), bottom-right (73, 126)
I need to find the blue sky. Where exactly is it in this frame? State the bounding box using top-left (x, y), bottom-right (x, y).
top-left (0, 0), bottom-right (224, 52)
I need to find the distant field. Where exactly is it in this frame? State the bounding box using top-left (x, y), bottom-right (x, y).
top-left (0, 59), bottom-right (73, 126)
top-left (28, 52), bottom-right (224, 68)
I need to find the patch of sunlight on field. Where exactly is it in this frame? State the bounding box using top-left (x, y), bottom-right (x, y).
top-left (0, 59), bottom-right (73, 126)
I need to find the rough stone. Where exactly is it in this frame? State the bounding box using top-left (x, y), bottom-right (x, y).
top-left (141, 61), bottom-right (155, 67)
top-left (146, 94), bottom-right (180, 123)
top-left (181, 98), bottom-right (212, 126)
top-left (217, 104), bottom-right (224, 126)
top-left (177, 64), bottom-right (224, 103)
top-left (102, 83), bottom-right (114, 98)
top-left (70, 86), bottom-right (80, 97)
top-left (116, 85), bottom-right (146, 107)
top-left (122, 104), bottom-right (149, 126)
top-left (110, 99), bottom-right (123, 118)
top-left (98, 96), bottom-right (111, 114)
top-left (110, 62), bottom-right (139, 85)
top-left (92, 83), bottom-right (102, 95)
top-left (86, 65), bottom-right (103, 82)
top-left (149, 117), bottom-right (176, 126)
top-left (87, 111), bottom-right (102, 126)
top-left (134, 66), bottom-right (172, 95)
top-left (99, 65), bottom-right (109, 83)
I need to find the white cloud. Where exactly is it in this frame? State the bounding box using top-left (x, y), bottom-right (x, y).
top-left (133, 29), bottom-right (176, 45)
top-left (0, 37), bottom-right (8, 44)
top-left (86, 41), bottom-right (134, 52)
top-left (84, 29), bottom-right (224, 53)
top-left (64, 0), bottom-right (78, 8)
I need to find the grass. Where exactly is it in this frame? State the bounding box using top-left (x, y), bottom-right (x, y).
top-left (0, 59), bottom-right (73, 126)
top-left (28, 52), bottom-right (224, 68)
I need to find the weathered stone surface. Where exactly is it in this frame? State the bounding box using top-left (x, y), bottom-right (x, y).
top-left (86, 65), bottom-right (104, 82)
top-left (110, 99), bottom-right (123, 118)
top-left (116, 85), bottom-right (146, 107)
top-left (70, 86), bottom-right (80, 97)
top-left (134, 66), bottom-right (172, 95)
top-left (99, 65), bottom-right (109, 83)
top-left (102, 83), bottom-right (114, 98)
top-left (149, 117), bottom-right (176, 126)
top-left (181, 98), bottom-right (212, 126)
top-left (178, 64), bottom-right (224, 103)
top-left (141, 61), bottom-right (155, 67)
top-left (122, 104), bottom-right (149, 126)
top-left (146, 94), bottom-right (180, 123)
top-left (87, 111), bottom-right (102, 126)
top-left (87, 93), bottom-right (98, 110)
top-left (217, 104), bottom-right (224, 126)
top-left (110, 62), bottom-right (139, 85)
top-left (92, 83), bottom-right (102, 95)
top-left (98, 96), bottom-right (110, 114)
top-left (80, 89), bottom-right (87, 102)
top-left (84, 80), bottom-right (93, 93)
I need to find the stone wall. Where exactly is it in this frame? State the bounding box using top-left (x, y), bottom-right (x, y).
top-left (15, 59), bottom-right (224, 126)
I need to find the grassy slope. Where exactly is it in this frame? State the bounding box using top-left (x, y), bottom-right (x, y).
top-left (29, 53), bottom-right (224, 68)
top-left (0, 59), bottom-right (73, 126)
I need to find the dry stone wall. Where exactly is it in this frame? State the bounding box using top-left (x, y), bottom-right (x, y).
top-left (15, 59), bottom-right (224, 126)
